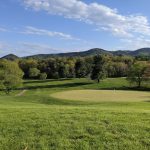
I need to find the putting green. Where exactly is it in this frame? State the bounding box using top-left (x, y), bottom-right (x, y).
top-left (51, 90), bottom-right (150, 102)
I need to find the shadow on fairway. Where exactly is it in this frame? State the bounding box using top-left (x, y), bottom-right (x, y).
top-left (13, 92), bottom-right (104, 106)
top-left (98, 87), bottom-right (150, 91)
top-left (144, 98), bottom-right (150, 102)
top-left (37, 94), bottom-right (150, 106)
top-left (40, 96), bottom-right (98, 106)
top-left (22, 82), bottom-right (93, 90)
top-left (23, 78), bottom-right (72, 84)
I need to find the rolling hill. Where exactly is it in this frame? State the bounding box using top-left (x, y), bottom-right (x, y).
top-left (1, 54), bottom-right (19, 60)
top-left (1, 48), bottom-right (150, 60)
top-left (24, 48), bottom-right (111, 59)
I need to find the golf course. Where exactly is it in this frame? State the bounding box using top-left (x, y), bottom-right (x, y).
top-left (0, 78), bottom-right (149, 150)
top-left (51, 90), bottom-right (150, 102)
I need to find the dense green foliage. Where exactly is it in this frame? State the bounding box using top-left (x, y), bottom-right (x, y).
top-left (0, 78), bottom-right (149, 150)
top-left (18, 55), bottom-right (134, 80)
top-left (29, 68), bottom-right (40, 79)
top-left (91, 55), bottom-right (106, 82)
top-left (17, 54), bottom-right (150, 87)
top-left (0, 60), bottom-right (23, 94)
top-left (127, 62), bottom-right (149, 87)
top-left (39, 72), bottom-right (47, 80)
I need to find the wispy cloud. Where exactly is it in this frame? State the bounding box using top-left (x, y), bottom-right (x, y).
top-left (21, 26), bottom-right (79, 40)
top-left (120, 37), bottom-right (150, 50)
top-left (0, 27), bottom-right (8, 32)
top-left (0, 40), bottom-right (94, 57)
top-left (23, 0), bottom-right (150, 38)
top-left (21, 42), bottom-right (94, 55)
top-left (21, 42), bottom-right (64, 54)
top-left (0, 41), bottom-right (63, 56)
top-left (0, 41), bottom-right (16, 56)
top-left (0, 42), bottom-right (5, 50)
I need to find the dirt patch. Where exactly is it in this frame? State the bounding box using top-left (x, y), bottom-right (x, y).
top-left (16, 90), bottom-right (27, 96)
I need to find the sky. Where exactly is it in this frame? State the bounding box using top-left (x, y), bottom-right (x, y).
top-left (0, 0), bottom-right (150, 57)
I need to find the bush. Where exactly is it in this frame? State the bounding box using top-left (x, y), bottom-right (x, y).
top-left (39, 73), bottom-right (47, 80)
top-left (29, 68), bottom-right (40, 79)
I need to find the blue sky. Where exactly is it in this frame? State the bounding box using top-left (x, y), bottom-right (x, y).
top-left (0, 0), bottom-right (150, 56)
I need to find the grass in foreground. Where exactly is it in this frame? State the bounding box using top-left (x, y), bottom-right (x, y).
top-left (0, 78), bottom-right (149, 150)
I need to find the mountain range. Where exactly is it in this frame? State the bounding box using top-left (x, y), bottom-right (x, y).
top-left (1, 48), bottom-right (150, 60)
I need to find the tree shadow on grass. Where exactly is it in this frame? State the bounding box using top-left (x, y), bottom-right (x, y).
top-left (97, 86), bottom-right (150, 91)
top-left (23, 78), bottom-right (72, 84)
top-left (145, 100), bottom-right (150, 102)
top-left (40, 96), bottom-right (96, 106)
top-left (14, 94), bottom-right (118, 106)
top-left (21, 82), bottom-right (93, 90)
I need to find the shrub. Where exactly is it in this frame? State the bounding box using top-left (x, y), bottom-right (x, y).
top-left (39, 73), bottom-right (47, 80)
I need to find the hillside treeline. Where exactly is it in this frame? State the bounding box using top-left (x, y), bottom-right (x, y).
top-left (17, 55), bottom-right (138, 79)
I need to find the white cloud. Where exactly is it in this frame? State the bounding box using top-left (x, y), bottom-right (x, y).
top-left (21, 42), bottom-right (63, 54)
top-left (0, 42), bottom-right (16, 56)
top-left (120, 37), bottom-right (150, 50)
top-left (23, 0), bottom-right (150, 38)
top-left (22, 26), bottom-right (78, 40)
top-left (0, 40), bottom-right (94, 57)
top-left (21, 42), bottom-right (95, 54)
top-left (0, 41), bottom-right (64, 56)
top-left (0, 27), bottom-right (8, 32)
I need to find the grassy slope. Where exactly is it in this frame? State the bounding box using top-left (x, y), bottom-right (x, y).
top-left (0, 78), bottom-right (149, 150)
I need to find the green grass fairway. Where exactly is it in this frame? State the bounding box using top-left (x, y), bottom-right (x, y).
top-left (51, 90), bottom-right (150, 102)
top-left (0, 78), bottom-right (150, 150)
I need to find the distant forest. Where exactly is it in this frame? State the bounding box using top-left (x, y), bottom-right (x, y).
top-left (3, 54), bottom-right (150, 80)
top-left (0, 47), bottom-right (150, 81)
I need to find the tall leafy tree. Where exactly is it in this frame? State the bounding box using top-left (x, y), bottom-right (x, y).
top-left (58, 61), bottom-right (69, 78)
top-left (19, 59), bottom-right (38, 78)
top-left (0, 60), bottom-right (24, 94)
top-left (127, 62), bottom-right (148, 87)
top-left (75, 58), bottom-right (87, 78)
top-left (143, 64), bottom-right (150, 83)
top-left (91, 55), bottom-right (106, 83)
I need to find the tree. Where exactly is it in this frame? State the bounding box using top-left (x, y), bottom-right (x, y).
top-left (113, 62), bottom-right (128, 77)
top-left (29, 68), bottom-right (40, 79)
top-left (39, 73), bottom-right (47, 80)
top-left (19, 59), bottom-right (38, 78)
top-left (143, 64), bottom-right (150, 84)
top-left (0, 60), bottom-right (24, 94)
top-left (75, 58), bottom-right (87, 78)
top-left (46, 58), bottom-right (59, 79)
top-left (91, 55), bottom-right (106, 83)
top-left (58, 61), bottom-right (69, 78)
top-left (127, 62), bottom-right (148, 87)
top-left (66, 59), bottom-right (75, 78)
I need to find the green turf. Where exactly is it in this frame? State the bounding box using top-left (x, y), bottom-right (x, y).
top-left (0, 78), bottom-right (149, 150)
top-left (51, 90), bottom-right (150, 102)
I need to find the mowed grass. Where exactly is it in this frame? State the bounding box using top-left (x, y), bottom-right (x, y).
top-left (51, 90), bottom-right (150, 102)
top-left (0, 78), bottom-right (149, 150)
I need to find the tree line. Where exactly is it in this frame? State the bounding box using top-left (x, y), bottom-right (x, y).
top-left (18, 55), bottom-right (134, 79)
top-left (0, 54), bottom-right (149, 94)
